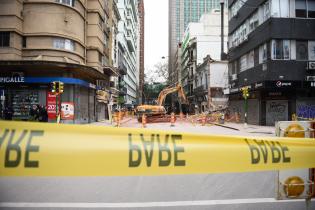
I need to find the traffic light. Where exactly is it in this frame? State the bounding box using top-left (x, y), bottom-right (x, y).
top-left (50, 82), bottom-right (57, 94)
top-left (241, 87), bottom-right (249, 99)
top-left (55, 81), bottom-right (60, 93)
top-left (59, 82), bottom-right (64, 94)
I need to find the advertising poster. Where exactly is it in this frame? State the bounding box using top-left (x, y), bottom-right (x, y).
top-left (61, 102), bottom-right (74, 120)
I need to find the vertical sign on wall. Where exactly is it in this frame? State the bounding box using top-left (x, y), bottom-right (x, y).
top-left (47, 92), bottom-right (57, 120)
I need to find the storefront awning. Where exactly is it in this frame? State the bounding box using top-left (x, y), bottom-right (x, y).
top-left (0, 60), bottom-right (109, 81)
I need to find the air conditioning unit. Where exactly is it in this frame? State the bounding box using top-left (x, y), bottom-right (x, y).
top-left (231, 74), bottom-right (237, 81)
top-left (306, 76), bottom-right (315, 81)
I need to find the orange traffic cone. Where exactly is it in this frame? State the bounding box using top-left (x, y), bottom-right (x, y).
top-left (117, 111), bottom-right (121, 127)
top-left (170, 112), bottom-right (175, 127)
top-left (180, 112), bottom-right (184, 121)
top-left (142, 114), bottom-right (146, 128)
top-left (201, 114), bottom-right (206, 126)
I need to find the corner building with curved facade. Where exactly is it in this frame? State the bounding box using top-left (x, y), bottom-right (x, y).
top-left (0, 0), bottom-right (119, 123)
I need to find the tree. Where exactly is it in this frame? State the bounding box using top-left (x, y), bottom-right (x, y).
top-left (153, 61), bottom-right (168, 82)
top-left (143, 82), bottom-right (166, 104)
top-left (145, 61), bottom-right (168, 84)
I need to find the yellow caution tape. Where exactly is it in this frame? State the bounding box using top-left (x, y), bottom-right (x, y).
top-left (0, 121), bottom-right (315, 176)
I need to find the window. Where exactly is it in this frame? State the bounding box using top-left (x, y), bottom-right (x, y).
top-left (99, 52), bottom-right (103, 63)
top-left (272, 40), bottom-right (291, 60)
top-left (55, 0), bottom-right (75, 6)
top-left (263, 1), bottom-right (271, 21)
top-left (308, 0), bottom-right (315, 18)
top-left (249, 12), bottom-right (259, 33)
top-left (259, 43), bottom-right (268, 63)
top-left (53, 38), bottom-right (74, 51)
top-left (272, 40), bottom-right (283, 59)
top-left (308, 41), bottom-right (315, 60)
top-left (0, 32), bottom-right (10, 47)
top-left (240, 55), bottom-right (247, 72)
top-left (247, 50), bottom-right (254, 69)
top-left (296, 0), bottom-right (307, 17)
top-left (22, 36), bottom-right (26, 48)
top-left (296, 41), bottom-right (308, 60)
top-left (283, 40), bottom-right (290, 59)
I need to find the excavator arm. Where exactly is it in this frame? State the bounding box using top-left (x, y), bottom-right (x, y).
top-left (157, 84), bottom-right (188, 106)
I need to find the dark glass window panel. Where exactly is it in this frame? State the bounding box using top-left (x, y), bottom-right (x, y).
top-left (296, 41), bottom-right (308, 60)
top-left (308, 0), bottom-right (315, 18)
top-left (0, 32), bottom-right (10, 47)
top-left (296, 0), bottom-right (307, 17)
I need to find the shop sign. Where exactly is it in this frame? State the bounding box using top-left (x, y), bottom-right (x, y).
top-left (255, 82), bottom-right (263, 89)
top-left (47, 92), bottom-right (57, 120)
top-left (309, 62), bottom-right (315, 70)
top-left (276, 81), bottom-right (291, 87)
top-left (61, 102), bottom-right (74, 120)
top-left (0, 76), bottom-right (25, 83)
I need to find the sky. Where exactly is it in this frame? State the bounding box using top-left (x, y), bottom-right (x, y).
top-left (143, 0), bottom-right (168, 82)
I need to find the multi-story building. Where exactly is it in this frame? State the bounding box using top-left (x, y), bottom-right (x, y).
top-left (172, 42), bottom-right (182, 86)
top-left (227, 0), bottom-right (315, 125)
top-left (138, 0), bottom-right (144, 105)
top-left (195, 56), bottom-right (228, 113)
top-left (168, 0), bottom-right (224, 81)
top-left (0, 0), bottom-right (118, 123)
top-left (180, 11), bottom-right (228, 112)
top-left (108, 0), bottom-right (121, 109)
top-left (116, 0), bottom-right (139, 107)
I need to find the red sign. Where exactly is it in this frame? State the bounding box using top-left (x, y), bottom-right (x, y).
top-left (47, 92), bottom-right (57, 120)
top-left (61, 102), bottom-right (74, 120)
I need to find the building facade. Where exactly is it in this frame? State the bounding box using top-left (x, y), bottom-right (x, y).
top-left (180, 11), bottom-right (228, 112)
top-left (109, 0), bottom-right (121, 110)
top-left (227, 0), bottom-right (315, 125)
top-left (0, 0), bottom-right (118, 123)
top-left (195, 56), bottom-right (228, 113)
top-left (168, 0), bottom-right (224, 81)
top-left (116, 0), bottom-right (139, 107)
top-left (138, 0), bottom-right (144, 104)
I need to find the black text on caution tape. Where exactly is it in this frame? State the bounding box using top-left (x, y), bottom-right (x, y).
top-left (0, 129), bottom-right (43, 168)
top-left (128, 134), bottom-right (186, 168)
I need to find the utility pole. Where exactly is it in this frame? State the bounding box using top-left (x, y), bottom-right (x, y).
top-left (220, 0), bottom-right (225, 61)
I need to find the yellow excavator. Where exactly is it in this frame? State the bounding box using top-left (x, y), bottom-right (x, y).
top-left (136, 83), bottom-right (188, 122)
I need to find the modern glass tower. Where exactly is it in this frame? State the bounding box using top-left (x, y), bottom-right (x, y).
top-left (169, 0), bottom-right (223, 77)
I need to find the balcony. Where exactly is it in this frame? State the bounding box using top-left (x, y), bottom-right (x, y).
top-left (103, 66), bottom-right (119, 76)
top-left (126, 35), bottom-right (135, 52)
top-left (119, 63), bottom-right (127, 75)
top-left (119, 87), bottom-right (127, 96)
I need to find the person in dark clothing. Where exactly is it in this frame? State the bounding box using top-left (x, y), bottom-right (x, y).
top-left (29, 104), bottom-right (38, 121)
top-left (38, 105), bottom-right (48, 122)
top-left (4, 105), bottom-right (14, 120)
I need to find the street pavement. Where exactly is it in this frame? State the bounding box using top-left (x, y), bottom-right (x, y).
top-left (1, 118), bottom-right (314, 210)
